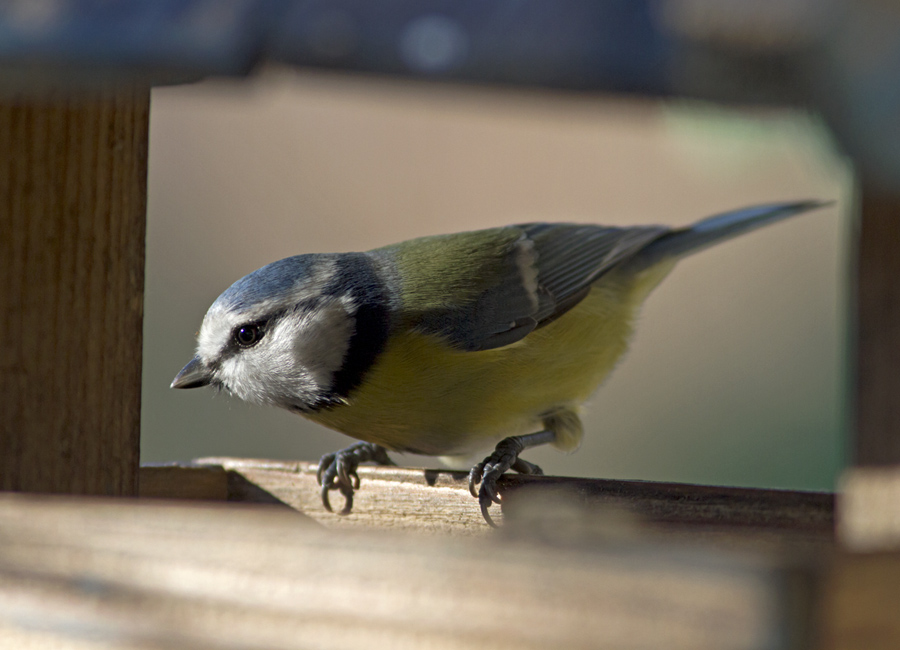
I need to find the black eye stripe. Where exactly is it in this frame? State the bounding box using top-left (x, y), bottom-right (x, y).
top-left (226, 303), bottom-right (315, 354)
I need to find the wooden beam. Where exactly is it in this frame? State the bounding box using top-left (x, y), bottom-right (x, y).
top-left (142, 459), bottom-right (835, 549)
top-left (855, 186), bottom-right (900, 465)
top-left (0, 91), bottom-right (149, 495)
top-left (0, 493), bottom-right (818, 650)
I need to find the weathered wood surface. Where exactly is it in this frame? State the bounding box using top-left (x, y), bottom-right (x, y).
top-left (855, 187), bottom-right (900, 466)
top-left (0, 91), bottom-right (149, 495)
top-left (141, 459), bottom-right (835, 552)
top-left (0, 492), bottom-right (815, 650)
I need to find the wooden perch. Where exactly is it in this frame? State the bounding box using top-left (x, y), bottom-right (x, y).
top-left (140, 459), bottom-right (834, 552)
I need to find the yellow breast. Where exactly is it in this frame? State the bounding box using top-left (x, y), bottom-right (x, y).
top-left (306, 261), bottom-right (674, 456)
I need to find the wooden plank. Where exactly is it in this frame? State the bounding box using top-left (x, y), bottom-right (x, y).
top-left (0, 91), bottom-right (149, 496)
top-left (855, 187), bottom-right (900, 466)
top-left (202, 458), bottom-right (489, 535)
top-left (0, 493), bottom-right (817, 650)
top-left (145, 459), bottom-right (835, 550)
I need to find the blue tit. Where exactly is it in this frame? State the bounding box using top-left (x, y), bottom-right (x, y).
top-left (172, 200), bottom-right (829, 524)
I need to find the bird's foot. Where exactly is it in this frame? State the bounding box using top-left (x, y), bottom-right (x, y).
top-left (468, 431), bottom-right (554, 527)
top-left (316, 442), bottom-right (394, 515)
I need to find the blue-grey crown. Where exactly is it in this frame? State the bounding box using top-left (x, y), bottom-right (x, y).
top-left (213, 255), bottom-right (327, 312)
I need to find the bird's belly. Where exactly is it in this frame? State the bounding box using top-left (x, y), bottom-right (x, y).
top-left (306, 268), bottom-right (666, 456)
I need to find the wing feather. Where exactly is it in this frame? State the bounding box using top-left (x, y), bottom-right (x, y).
top-left (377, 223), bottom-right (669, 352)
top-left (519, 223), bottom-right (669, 320)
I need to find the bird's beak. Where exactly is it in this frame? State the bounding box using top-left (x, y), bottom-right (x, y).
top-left (170, 356), bottom-right (212, 389)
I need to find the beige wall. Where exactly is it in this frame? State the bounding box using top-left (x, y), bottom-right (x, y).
top-left (143, 67), bottom-right (850, 490)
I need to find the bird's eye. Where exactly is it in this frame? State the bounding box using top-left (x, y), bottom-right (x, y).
top-left (234, 324), bottom-right (264, 348)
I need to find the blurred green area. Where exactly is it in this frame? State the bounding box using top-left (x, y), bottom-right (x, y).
top-left (142, 68), bottom-right (850, 491)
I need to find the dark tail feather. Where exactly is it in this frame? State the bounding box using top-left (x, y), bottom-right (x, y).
top-left (631, 200), bottom-right (833, 270)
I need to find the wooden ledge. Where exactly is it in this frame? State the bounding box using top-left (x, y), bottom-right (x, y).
top-left (139, 458), bottom-right (835, 550)
top-left (10, 462), bottom-right (900, 648)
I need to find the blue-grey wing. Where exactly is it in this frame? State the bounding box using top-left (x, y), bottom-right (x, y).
top-left (519, 222), bottom-right (669, 325)
top-left (390, 222), bottom-right (668, 352)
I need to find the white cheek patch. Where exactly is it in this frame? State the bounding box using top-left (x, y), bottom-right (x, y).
top-left (219, 354), bottom-right (267, 404)
top-left (221, 296), bottom-right (356, 407)
top-left (194, 283), bottom-right (357, 409)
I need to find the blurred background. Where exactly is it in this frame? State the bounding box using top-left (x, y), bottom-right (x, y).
top-left (142, 66), bottom-right (850, 491)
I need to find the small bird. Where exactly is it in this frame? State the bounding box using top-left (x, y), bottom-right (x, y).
top-left (172, 200), bottom-right (829, 525)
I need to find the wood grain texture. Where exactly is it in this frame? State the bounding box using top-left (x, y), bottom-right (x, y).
top-left (855, 187), bottom-right (900, 465)
top-left (0, 493), bottom-right (816, 650)
top-left (154, 458), bottom-right (836, 551)
top-left (0, 91), bottom-right (149, 495)
top-left (204, 458), bottom-right (490, 535)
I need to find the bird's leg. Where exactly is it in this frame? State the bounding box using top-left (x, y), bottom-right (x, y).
top-left (468, 429), bottom-right (556, 527)
top-left (317, 442), bottom-right (394, 515)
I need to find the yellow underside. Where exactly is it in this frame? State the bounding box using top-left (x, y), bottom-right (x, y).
top-left (307, 261), bottom-right (674, 457)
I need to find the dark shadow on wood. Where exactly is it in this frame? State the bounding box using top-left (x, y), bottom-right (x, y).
top-left (225, 470), bottom-right (296, 509)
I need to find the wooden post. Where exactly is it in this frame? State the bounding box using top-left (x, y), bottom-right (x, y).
top-left (855, 187), bottom-right (900, 465)
top-left (0, 90), bottom-right (149, 496)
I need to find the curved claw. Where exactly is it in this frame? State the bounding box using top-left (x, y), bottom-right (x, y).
top-left (468, 462), bottom-right (486, 498)
top-left (479, 492), bottom-right (499, 528)
top-left (469, 462), bottom-right (506, 525)
top-left (468, 431), bottom-right (553, 525)
top-left (315, 442), bottom-right (392, 516)
top-left (482, 476), bottom-right (502, 505)
top-left (338, 466), bottom-right (360, 491)
top-left (316, 454), bottom-right (335, 486)
top-left (320, 481), bottom-right (354, 515)
top-left (470, 460), bottom-right (507, 523)
top-left (318, 456), bottom-right (357, 516)
top-left (321, 482), bottom-right (334, 513)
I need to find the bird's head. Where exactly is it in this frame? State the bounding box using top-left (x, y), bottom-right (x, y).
top-left (171, 254), bottom-right (362, 412)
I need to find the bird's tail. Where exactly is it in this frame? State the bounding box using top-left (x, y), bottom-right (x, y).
top-left (628, 200), bottom-right (832, 271)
